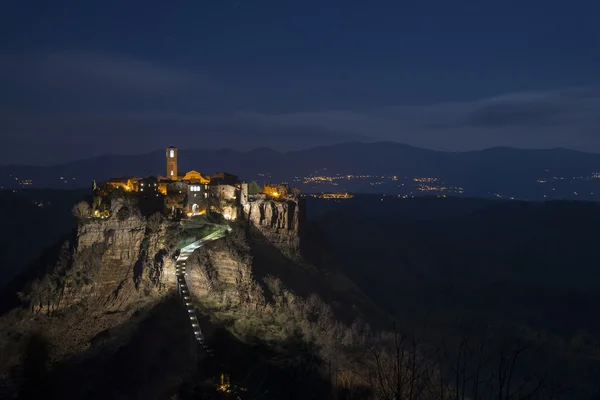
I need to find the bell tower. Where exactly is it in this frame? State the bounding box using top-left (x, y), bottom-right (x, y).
top-left (166, 146), bottom-right (178, 179)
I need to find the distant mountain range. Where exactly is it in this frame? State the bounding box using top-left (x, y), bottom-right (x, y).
top-left (3, 142), bottom-right (600, 201)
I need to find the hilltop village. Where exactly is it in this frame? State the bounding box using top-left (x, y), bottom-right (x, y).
top-left (90, 146), bottom-right (295, 220)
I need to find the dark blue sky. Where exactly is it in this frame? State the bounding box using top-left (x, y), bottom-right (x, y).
top-left (1, 0), bottom-right (599, 165)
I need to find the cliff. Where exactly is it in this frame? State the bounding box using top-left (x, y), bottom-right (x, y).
top-left (74, 212), bottom-right (173, 309)
top-left (76, 217), bottom-right (145, 303)
top-left (243, 198), bottom-right (304, 257)
top-left (186, 229), bottom-right (258, 306)
top-left (0, 206), bottom-right (176, 370)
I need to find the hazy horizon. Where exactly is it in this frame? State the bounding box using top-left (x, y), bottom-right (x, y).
top-left (2, 140), bottom-right (599, 168)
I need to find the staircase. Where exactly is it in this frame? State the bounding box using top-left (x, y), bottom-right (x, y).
top-left (175, 227), bottom-right (229, 356)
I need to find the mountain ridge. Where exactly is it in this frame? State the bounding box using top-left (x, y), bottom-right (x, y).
top-left (3, 142), bottom-right (598, 169)
top-left (3, 142), bottom-right (600, 201)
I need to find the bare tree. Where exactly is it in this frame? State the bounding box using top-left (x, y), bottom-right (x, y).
top-left (116, 196), bottom-right (141, 220)
top-left (355, 324), bottom-right (441, 400)
top-left (147, 212), bottom-right (163, 233)
top-left (437, 323), bottom-right (553, 400)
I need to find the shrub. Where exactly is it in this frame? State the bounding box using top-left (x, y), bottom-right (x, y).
top-left (72, 201), bottom-right (91, 219)
top-left (248, 181), bottom-right (261, 195)
top-left (147, 212), bottom-right (163, 233)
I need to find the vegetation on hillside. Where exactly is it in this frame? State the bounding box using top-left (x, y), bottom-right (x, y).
top-left (2, 193), bottom-right (599, 398)
top-left (176, 224), bottom-right (561, 399)
top-left (306, 196), bottom-right (600, 398)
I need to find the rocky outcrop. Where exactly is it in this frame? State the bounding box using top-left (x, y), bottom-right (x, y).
top-left (77, 217), bottom-right (146, 261)
top-left (186, 231), bottom-right (258, 306)
top-left (73, 211), bottom-right (174, 310)
top-left (243, 199), bottom-right (303, 256)
top-left (187, 246), bottom-right (249, 297)
top-left (76, 216), bottom-right (145, 300)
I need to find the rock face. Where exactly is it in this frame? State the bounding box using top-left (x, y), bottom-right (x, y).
top-left (186, 231), bottom-right (259, 307)
top-left (74, 212), bottom-right (172, 309)
top-left (187, 244), bottom-right (250, 297)
top-left (78, 217), bottom-right (145, 266)
top-left (75, 216), bottom-right (146, 307)
top-left (243, 199), bottom-right (303, 256)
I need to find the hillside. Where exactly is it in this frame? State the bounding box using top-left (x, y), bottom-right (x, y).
top-left (0, 194), bottom-right (394, 399)
top-left (1, 193), bottom-right (599, 398)
top-left (309, 195), bottom-right (600, 398)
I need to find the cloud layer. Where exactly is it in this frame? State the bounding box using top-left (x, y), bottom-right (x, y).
top-left (1, 51), bottom-right (599, 165)
top-left (0, 51), bottom-right (203, 96)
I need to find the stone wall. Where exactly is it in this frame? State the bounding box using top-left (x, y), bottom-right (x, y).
top-left (210, 184), bottom-right (238, 201)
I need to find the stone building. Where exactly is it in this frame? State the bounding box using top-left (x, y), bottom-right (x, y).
top-left (106, 176), bottom-right (139, 192)
top-left (263, 183), bottom-right (290, 199)
top-left (166, 146), bottom-right (178, 179)
top-left (100, 145), bottom-right (251, 219)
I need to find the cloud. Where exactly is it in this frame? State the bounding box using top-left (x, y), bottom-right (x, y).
top-left (0, 51), bottom-right (204, 95)
top-left (1, 87), bottom-right (600, 165)
top-left (461, 88), bottom-right (600, 128)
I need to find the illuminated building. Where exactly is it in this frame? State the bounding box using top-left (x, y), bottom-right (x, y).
top-left (166, 146), bottom-right (178, 178)
top-left (264, 183), bottom-right (289, 198)
top-left (182, 170), bottom-right (210, 184)
top-left (321, 192), bottom-right (354, 199)
top-left (106, 176), bottom-right (139, 192)
top-left (96, 146), bottom-right (265, 220)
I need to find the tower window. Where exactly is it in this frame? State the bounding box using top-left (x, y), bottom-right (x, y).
top-left (170, 149), bottom-right (175, 158)
top-left (171, 170), bottom-right (174, 176)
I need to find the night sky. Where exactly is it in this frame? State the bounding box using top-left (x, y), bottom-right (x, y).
top-left (1, 0), bottom-right (599, 165)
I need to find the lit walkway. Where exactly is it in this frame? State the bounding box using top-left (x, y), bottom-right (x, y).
top-left (175, 227), bottom-right (229, 356)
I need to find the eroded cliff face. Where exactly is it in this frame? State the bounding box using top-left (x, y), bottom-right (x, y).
top-left (186, 230), bottom-right (259, 306)
top-left (76, 217), bottom-right (145, 298)
top-left (0, 211), bottom-right (179, 385)
top-left (74, 213), bottom-right (176, 309)
top-left (243, 198), bottom-right (303, 256)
